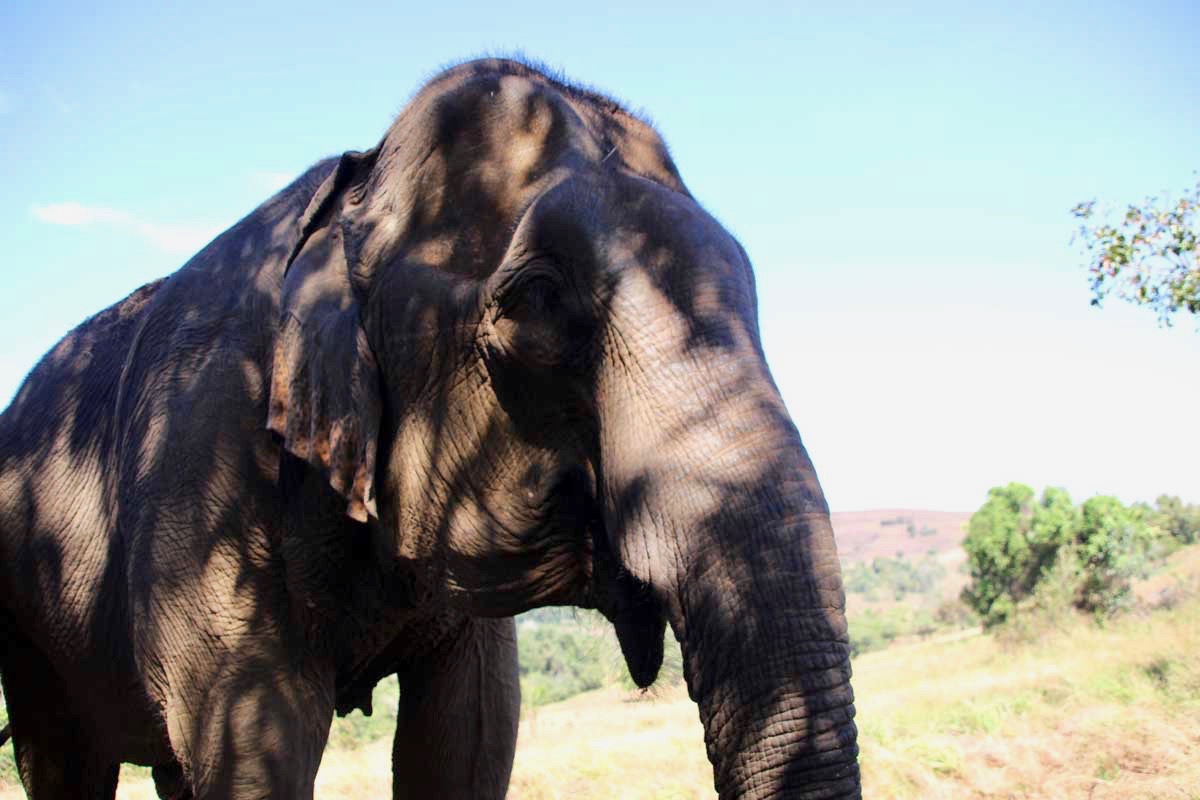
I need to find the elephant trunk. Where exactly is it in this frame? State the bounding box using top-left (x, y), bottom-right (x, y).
top-left (676, 506), bottom-right (860, 799)
top-left (596, 273), bottom-right (860, 798)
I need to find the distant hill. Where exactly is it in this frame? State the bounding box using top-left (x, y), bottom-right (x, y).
top-left (832, 509), bottom-right (974, 606)
top-left (831, 509), bottom-right (972, 563)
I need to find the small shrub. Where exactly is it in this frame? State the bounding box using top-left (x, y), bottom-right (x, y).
top-left (326, 675), bottom-right (400, 750)
top-left (518, 620), bottom-right (610, 705)
top-left (933, 597), bottom-right (979, 629)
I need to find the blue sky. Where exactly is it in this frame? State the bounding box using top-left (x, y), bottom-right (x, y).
top-left (2, 0), bottom-right (1197, 511)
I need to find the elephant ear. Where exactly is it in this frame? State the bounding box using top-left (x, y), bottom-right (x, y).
top-left (268, 150), bottom-right (382, 522)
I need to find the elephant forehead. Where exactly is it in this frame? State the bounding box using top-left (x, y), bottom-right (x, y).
top-left (430, 73), bottom-right (600, 203)
top-left (395, 71), bottom-right (599, 181)
top-left (354, 61), bottom-right (695, 282)
top-left (408, 59), bottom-right (670, 172)
top-left (491, 74), bottom-right (601, 162)
top-left (384, 60), bottom-right (683, 217)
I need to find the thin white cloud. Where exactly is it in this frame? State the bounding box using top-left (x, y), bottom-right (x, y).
top-left (31, 202), bottom-right (220, 255)
top-left (132, 219), bottom-right (223, 254)
top-left (32, 202), bottom-right (130, 226)
top-left (248, 170), bottom-right (294, 195)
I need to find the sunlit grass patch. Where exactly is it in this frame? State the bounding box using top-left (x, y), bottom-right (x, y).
top-left (856, 593), bottom-right (1200, 798)
top-left (508, 687), bottom-right (715, 800)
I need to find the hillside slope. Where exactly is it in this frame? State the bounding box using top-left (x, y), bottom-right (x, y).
top-left (831, 509), bottom-right (972, 564)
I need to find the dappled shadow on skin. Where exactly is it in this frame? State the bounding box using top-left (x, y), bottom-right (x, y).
top-left (526, 155), bottom-right (857, 795)
top-left (0, 161), bottom-right (387, 792)
top-left (584, 365), bottom-right (859, 796)
top-left (576, 370), bottom-right (858, 794)
top-left (674, 464), bottom-right (860, 796)
top-left (456, 145), bottom-right (860, 795)
top-left (0, 57), bottom-right (857, 799)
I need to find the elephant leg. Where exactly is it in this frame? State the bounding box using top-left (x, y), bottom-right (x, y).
top-left (167, 663), bottom-right (335, 800)
top-left (2, 647), bottom-right (118, 799)
top-left (392, 617), bottom-right (520, 800)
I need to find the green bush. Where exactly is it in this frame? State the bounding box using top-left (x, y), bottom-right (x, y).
top-left (326, 675), bottom-right (400, 750)
top-left (961, 484), bottom-right (1079, 627)
top-left (1154, 495), bottom-right (1200, 546)
top-left (996, 553), bottom-right (1085, 644)
top-left (1074, 496), bottom-right (1154, 617)
top-left (848, 607), bottom-right (939, 656)
top-left (517, 615), bottom-right (612, 705)
top-left (962, 484), bottom-right (1175, 628)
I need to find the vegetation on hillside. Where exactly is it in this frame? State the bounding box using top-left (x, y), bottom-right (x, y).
top-left (961, 485), bottom-right (1199, 627)
top-left (518, 611), bottom-right (614, 705)
top-left (858, 588), bottom-right (1200, 799)
top-left (844, 553), bottom-right (945, 601)
top-left (518, 608), bottom-right (685, 705)
top-left (838, 510), bottom-right (973, 657)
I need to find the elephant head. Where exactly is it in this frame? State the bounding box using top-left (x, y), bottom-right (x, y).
top-left (267, 59), bottom-right (859, 799)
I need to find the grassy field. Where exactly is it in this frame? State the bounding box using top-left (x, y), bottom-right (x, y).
top-left (502, 596), bottom-right (1200, 800)
top-left (856, 599), bottom-right (1200, 798)
top-left (4, 591), bottom-right (1191, 799)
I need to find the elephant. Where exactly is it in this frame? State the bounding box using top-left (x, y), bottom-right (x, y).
top-left (0, 58), bottom-right (860, 799)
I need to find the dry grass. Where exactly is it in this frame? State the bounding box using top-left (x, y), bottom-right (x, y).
top-left (326, 596), bottom-right (1200, 799)
top-left (856, 597), bottom-right (1200, 799)
top-left (507, 686), bottom-right (715, 800)
top-left (1136, 543), bottom-right (1200, 607)
top-left (2, 592), bottom-right (1197, 799)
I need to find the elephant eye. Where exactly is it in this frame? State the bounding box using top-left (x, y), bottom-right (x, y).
top-left (530, 277), bottom-right (565, 314)
top-left (490, 267), bottom-right (589, 371)
top-left (501, 274), bottom-right (563, 320)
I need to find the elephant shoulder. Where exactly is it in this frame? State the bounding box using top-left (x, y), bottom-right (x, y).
top-left (0, 278), bottom-right (166, 465)
top-left (110, 157), bottom-right (344, 437)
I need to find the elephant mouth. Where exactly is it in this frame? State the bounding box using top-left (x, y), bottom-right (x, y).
top-left (470, 458), bottom-right (669, 687)
top-left (611, 602), bottom-right (667, 688)
top-left (584, 515), bottom-right (668, 688)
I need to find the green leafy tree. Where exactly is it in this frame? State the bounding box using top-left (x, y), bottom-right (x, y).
top-left (1072, 176), bottom-right (1200, 325)
top-left (962, 484), bottom-right (1079, 627)
top-left (962, 484), bottom-right (1190, 626)
top-left (1155, 494), bottom-right (1200, 545)
top-left (961, 483), bottom-right (1037, 626)
top-left (1074, 496), bottom-right (1153, 616)
top-left (1029, 486), bottom-right (1080, 571)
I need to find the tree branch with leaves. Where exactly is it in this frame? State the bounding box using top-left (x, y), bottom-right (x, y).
top-left (1072, 176), bottom-right (1200, 325)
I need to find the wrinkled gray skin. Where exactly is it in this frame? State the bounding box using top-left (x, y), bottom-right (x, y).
top-left (0, 59), bottom-right (859, 799)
